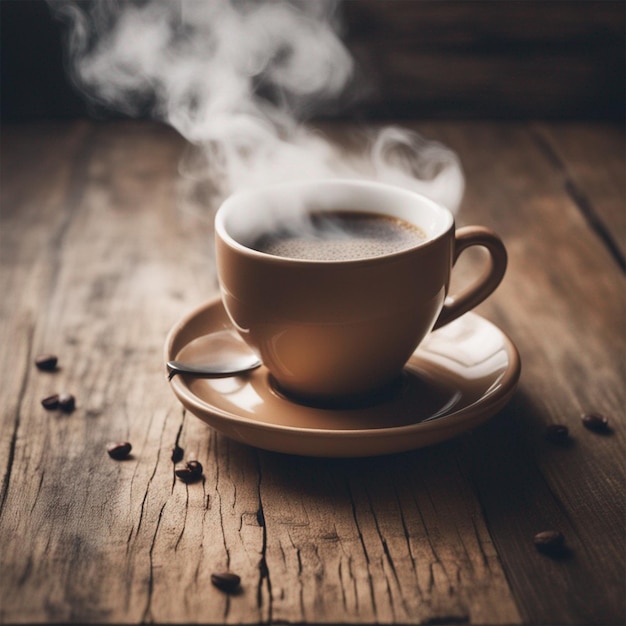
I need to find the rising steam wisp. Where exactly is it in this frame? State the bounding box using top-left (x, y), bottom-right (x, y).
top-left (51, 0), bottom-right (464, 213)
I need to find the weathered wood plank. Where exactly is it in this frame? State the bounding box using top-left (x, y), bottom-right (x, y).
top-left (0, 121), bottom-right (217, 622)
top-left (1, 121), bottom-right (92, 520)
top-left (416, 121), bottom-right (625, 625)
top-left (255, 447), bottom-right (522, 624)
top-left (531, 122), bottom-right (626, 266)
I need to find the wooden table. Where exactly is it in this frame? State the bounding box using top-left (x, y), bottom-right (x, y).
top-left (1, 120), bottom-right (624, 625)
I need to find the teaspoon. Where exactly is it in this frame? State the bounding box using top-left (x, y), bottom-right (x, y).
top-left (167, 329), bottom-right (262, 380)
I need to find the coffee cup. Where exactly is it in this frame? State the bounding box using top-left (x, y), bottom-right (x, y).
top-left (215, 179), bottom-right (507, 402)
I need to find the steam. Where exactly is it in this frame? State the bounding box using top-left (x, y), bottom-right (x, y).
top-left (51, 0), bottom-right (464, 212)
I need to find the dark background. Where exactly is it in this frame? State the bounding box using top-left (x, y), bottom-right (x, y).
top-left (1, 0), bottom-right (624, 122)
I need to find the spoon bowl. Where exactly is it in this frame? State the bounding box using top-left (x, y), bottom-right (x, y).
top-left (167, 329), bottom-right (262, 379)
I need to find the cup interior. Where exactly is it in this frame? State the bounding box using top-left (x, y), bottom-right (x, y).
top-left (216, 179), bottom-right (453, 259)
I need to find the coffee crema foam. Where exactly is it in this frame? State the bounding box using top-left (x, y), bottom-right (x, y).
top-left (251, 211), bottom-right (426, 261)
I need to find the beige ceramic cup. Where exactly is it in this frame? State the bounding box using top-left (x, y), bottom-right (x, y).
top-left (215, 179), bottom-right (507, 402)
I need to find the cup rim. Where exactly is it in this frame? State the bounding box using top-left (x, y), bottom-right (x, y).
top-left (215, 178), bottom-right (455, 265)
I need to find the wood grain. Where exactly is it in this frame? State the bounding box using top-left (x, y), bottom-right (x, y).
top-left (0, 120), bottom-right (624, 624)
top-left (531, 122), bottom-right (626, 267)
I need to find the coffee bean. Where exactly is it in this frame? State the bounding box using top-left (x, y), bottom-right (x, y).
top-left (107, 442), bottom-right (132, 460)
top-left (545, 424), bottom-right (569, 444)
top-left (171, 445), bottom-right (184, 463)
top-left (35, 354), bottom-right (58, 371)
top-left (186, 460), bottom-right (203, 476)
top-left (582, 412), bottom-right (609, 433)
top-left (175, 459), bottom-right (203, 483)
top-left (174, 466), bottom-right (196, 482)
top-left (41, 394), bottom-right (60, 410)
top-left (533, 530), bottom-right (565, 555)
top-left (58, 393), bottom-right (75, 413)
top-left (211, 571), bottom-right (241, 593)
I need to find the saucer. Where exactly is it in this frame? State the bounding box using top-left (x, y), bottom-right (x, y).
top-left (165, 298), bottom-right (521, 457)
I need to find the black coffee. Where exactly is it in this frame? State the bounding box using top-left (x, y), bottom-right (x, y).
top-left (251, 211), bottom-right (426, 261)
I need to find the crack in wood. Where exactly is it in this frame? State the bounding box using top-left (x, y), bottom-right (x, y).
top-left (214, 437), bottom-right (232, 574)
top-left (381, 553), bottom-right (397, 623)
top-left (346, 478), bottom-right (378, 620)
top-left (173, 410), bottom-right (185, 452)
top-left (529, 125), bottom-right (626, 273)
top-left (334, 526), bottom-right (360, 614)
top-left (255, 452), bottom-right (272, 623)
top-left (140, 500), bottom-right (167, 624)
top-left (0, 320), bottom-right (34, 519)
top-left (347, 555), bottom-right (359, 613)
top-left (393, 478), bottom-right (423, 602)
top-left (381, 537), bottom-right (403, 619)
top-left (337, 559), bottom-right (348, 613)
top-left (564, 178), bottom-right (626, 272)
top-left (453, 457), bottom-right (491, 573)
top-left (295, 545), bottom-right (305, 619)
top-left (174, 488), bottom-right (189, 552)
top-left (366, 484), bottom-right (409, 619)
top-left (410, 483), bottom-right (445, 596)
top-left (130, 415), bottom-right (165, 548)
top-left (29, 470), bottom-right (46, 516)
top-left (468, 513), bottom-right (490, 572)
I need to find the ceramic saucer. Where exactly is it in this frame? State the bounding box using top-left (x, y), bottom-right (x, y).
top-left (165, 298), bottom-right (521, 457)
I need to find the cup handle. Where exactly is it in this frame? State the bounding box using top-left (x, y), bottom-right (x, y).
top-left (432, 226), bottom-right (507, 330)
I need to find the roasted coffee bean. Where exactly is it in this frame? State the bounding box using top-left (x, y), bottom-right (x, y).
top-left (35, 354), bottom-right (58, 371)
top-left (171, 445), bottom-right (184, 463)
top-left (545, 424), bottom-right (569, 444)
top-left (582, 412), bottom-right (609, 433)
top-left (211, 571), bottom-right (241, 593)
top-left (41, 394), bottom-right (60, 410)
top-left (107, 442), bottom-right (132, 460)
top-left (186, 460), bottom-right (203, 476)
top-left (175, 464), bottom-right (202, 483)
top-left (58, 393), bottom-right (75, 413)
top-left (175, 459), bottom-right (203, 483)
top-left (533, 530), bottom-right (565, 555)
